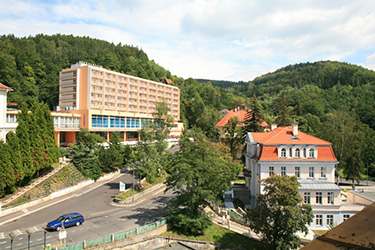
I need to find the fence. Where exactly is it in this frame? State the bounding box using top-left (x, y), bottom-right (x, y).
top-left (56, 218), bottom-right (167, 250)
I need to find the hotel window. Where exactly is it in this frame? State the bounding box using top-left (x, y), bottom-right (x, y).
top-left (327, 192), bottom-right (334, 205)
top-left (316, 192), bottom-right (322, 204)
top-left (280, 148), bottom-right (286, 158)
top-left (304, 192), bottom-right (311, 204)
top-left (295, 167), bottom-right (300, 178)
top-left (327, 215), bottom-right (333, 226)
top-left (315, 215), bottom-right (322, 226)
top-left (92, 115), bottom-right (108, 128)
top-left (343, 214), bottom-right (350, 221)
top-left (281, 166), bottom-right (286, 176)
top-left (269, 166), bottom-right (274, 176)
top-left (309, 167), bottom-right (315, 178)
top-left (295, 148), bottom-right (300, 157)
top-left (141, 118), bottom-right (153, 128)
top-left (126, 117), bottom-right (140, 128)
top-left (321, 167), bottom-right (326, 178)
top-left (309, 148), bottom-right (315, 158)
top-left (110, 116), bottom-right (125, 128)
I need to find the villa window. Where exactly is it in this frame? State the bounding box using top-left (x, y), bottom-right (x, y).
top-left (295, 167), bottom-right (300, 178)
top-left (295, 148), bottom-right (300, 158)
top-left (281, 148), bottom-right (286, 158)
top-left (269, 166), bottom-right (274, 176)
top-left (304, 192), bottom-right (311, 204)
top-left (328, 192), bottom-right (334, 205)
top-left (327, 215), bottom-right (333, 226)
top-left (281, 166), bottom-right (286, 176)
top-left (321, 167), bottom-right (327, 178)
top-left (309, 167), bottom-right (315, 178)
top-left (316, 215), bottom-right (323, 226)
top-left (309, 148), bottom-right (315, 158)
top-left (316, 192), bottom-right (322, 204)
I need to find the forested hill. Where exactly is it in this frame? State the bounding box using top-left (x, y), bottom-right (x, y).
top-left (253, 61), bottom-right (375, 89)
top-left (0, 34), bottom-right (172, 108)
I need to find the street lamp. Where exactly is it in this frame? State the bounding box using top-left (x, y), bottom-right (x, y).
top-left (125, 159), bottom-right (136, 202)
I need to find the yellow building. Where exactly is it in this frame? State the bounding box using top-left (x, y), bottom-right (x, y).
top-left (54, 61), bottom-right (181, 146)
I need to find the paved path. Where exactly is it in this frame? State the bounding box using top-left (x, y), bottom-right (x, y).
top-left (204, 206), bottom-right (259, 240)
top-left (1, 159), bottom-right (71, 206)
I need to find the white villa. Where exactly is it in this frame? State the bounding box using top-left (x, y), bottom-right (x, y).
top-left (244, 124), bottom-right (365, 229)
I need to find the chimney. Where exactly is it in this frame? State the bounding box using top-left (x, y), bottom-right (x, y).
top-left (292, 124), bottom-right (298, 136)
top-left (271, 124), bottom-right (277, 131)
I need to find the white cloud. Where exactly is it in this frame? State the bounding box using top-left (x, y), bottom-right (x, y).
top-left (0, 0), bottom-right (374, 81)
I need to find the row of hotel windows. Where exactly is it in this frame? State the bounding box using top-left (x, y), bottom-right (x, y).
top-left (280, 148), bottom-right (316, 158)
top-left (315, 214), bottom-right (350, 226)
top-left (269, 166), bottom-right (327, 178)
top-left (92, 115), bottom-right (153, 129)
top-left (53, 117), bottom-right (80, 128)
top-left (304, 191), bottom-right (335, 205)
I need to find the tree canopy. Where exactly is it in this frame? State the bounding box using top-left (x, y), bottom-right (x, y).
top-left (246, 175), bottom-right (313, 250)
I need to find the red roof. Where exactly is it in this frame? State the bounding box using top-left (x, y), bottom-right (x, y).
top-left (0, 82), bottom-right (12, 90)
top-left (164, 78), bottom-right (173, 84)
top-left (252, 126), bottom-right (331, 145)
top-left (251, 126), bottom-right (337, 162)
top-left (216, 109), bottom-right (269, 128)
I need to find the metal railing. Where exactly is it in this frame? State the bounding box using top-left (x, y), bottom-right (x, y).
top-left (56, 218), bottom-right (167, 250)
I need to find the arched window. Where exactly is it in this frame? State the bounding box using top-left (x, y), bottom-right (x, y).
top-left (281, 148), bottom-right (286, 158)
top-left (309, 148), bottom-right (314, 158)
top-left (295, 148), bottom-right (300, 157)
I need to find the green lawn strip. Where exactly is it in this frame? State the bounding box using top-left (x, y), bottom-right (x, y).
top-left (161, 224), bottom-right (262, 249)
top-left (312, 230), bottom-right (328, 236)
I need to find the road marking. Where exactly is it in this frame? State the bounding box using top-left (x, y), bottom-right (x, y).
top-left (0, 241), bottom-right (7, 245)
top-left (16, 243), bottom-right (23, 246)
top-left (22, 208), bottom-right (29, 214)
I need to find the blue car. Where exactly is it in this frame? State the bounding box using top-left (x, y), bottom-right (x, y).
top-left (46, 212), bottom-right (84, 231)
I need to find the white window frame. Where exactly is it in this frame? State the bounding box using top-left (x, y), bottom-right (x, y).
top-left (343, 214), bottom-right (350, 221)
top-left (309, 148), bottom-right (315, 158)
top-left (316, 192), bottom-right (322, 204)
top-left (304, 192), bottom-right (311, 204)
top-left (295, 148), bottom-right (300, 158)
top-left (309, 167), bottom-right (314, 178)
top-left (269, 166), bottom-right (274, 176)
top-left (280, 148), bottom-right (287, 158)
top-left (316, 215), bottom-right (323, 226)
top-left (327, 192), bottom-right (334, 205)
top-left (321, 167), bottom-right (327, 178)
top-left (327, 215), bottom-right (333, 226)
top-left (281, 166), bottom-right (286, 176)
top-left (295, 167), bottom-right (300, 178)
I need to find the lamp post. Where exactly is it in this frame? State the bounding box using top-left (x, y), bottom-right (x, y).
top-left (125, 159), bottom-right (136, 202)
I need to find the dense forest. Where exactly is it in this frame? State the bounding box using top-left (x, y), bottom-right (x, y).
top-left (1, 34), bottom-right (375, 180)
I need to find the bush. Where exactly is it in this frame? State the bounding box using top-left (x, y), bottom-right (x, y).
top-left (168, 211), bottom-right (212, 235)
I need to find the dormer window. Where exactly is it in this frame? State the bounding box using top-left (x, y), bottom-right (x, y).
top-left (309, 148), bottom-right (314, 158)
top-left (281, 148), bottom-right (286, 158)
top-left (295, 148), bottom-right (300, 158)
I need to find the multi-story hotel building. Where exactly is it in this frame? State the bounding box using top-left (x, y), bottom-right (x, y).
top-left (244, 124), bottom-right (364, 229)
top-left (55, 62), bottom-right (181, 146)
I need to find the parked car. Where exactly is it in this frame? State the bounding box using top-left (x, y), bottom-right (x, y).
top-left (46, 212), bottom-right (84, 231)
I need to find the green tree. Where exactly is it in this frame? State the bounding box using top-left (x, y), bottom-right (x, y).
top-left (195, 106), bottom-right (219, 139)
top-left (244, 94), bottom-right (265, 133)
top-left (274, 92), bottom-right (293, 126)
top-left (223, 117), bottom-right (243, 160)
top-left (71, 130), bottom-right (104, 180)
top-left (135, 102), bottom-right (173, 183)
top-left (99, 132), bottom-right (123, 173)
top-left (246, 175), bottom-right (313, 250)
top-left (165, 129), bottom-right (241, 235)
top-left (0, 140), bottom-right (16, 196)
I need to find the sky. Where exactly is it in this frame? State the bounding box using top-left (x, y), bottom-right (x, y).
top-left (1, 0), bottom-right (375, 82)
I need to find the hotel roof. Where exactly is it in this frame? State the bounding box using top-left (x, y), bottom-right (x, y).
top-left (299, 179), bottom-right (341, 191)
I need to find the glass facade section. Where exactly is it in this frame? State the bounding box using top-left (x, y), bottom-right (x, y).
top-left (141, 118), bottom-right (153, 128)
top-left (92, 115), bottom-right (108, 128)
top-left (110, 116), bottom-right (125, 128)
top-left (126, 117), bottom-right (140, 128)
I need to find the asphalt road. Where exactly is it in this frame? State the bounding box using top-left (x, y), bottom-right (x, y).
top-left (0, 172), bottom-right (173, 250)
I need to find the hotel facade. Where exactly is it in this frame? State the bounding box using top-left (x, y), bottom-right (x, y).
top-left (2, 62), bottom-right (182, 146)
top-left (244, 125), bottom-right (365, 229)
top-left (54, 62), bottom-right (181, 146)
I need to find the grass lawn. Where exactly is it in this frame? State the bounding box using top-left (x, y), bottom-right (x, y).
top-left (312, 230), bottom-right (328, 236)
top-left (161, 224), bottom-right (262, 250)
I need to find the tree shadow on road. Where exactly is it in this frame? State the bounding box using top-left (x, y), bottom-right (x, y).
top-left (118, 196), bottom-right (170, 226)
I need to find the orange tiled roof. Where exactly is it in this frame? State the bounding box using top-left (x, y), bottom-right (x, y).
top-left (258, 145), bottom-right (337, 162)
top-left (164, 78), bottom-right (173, 84)
top-left (251, 126), bottom-right (337, 162)
top-left (216, 109), bottom-right (269, 128)
top-left (0, 82), bottom-right (12, 90)
top-left (252, 126), bottom-right (331, 145)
